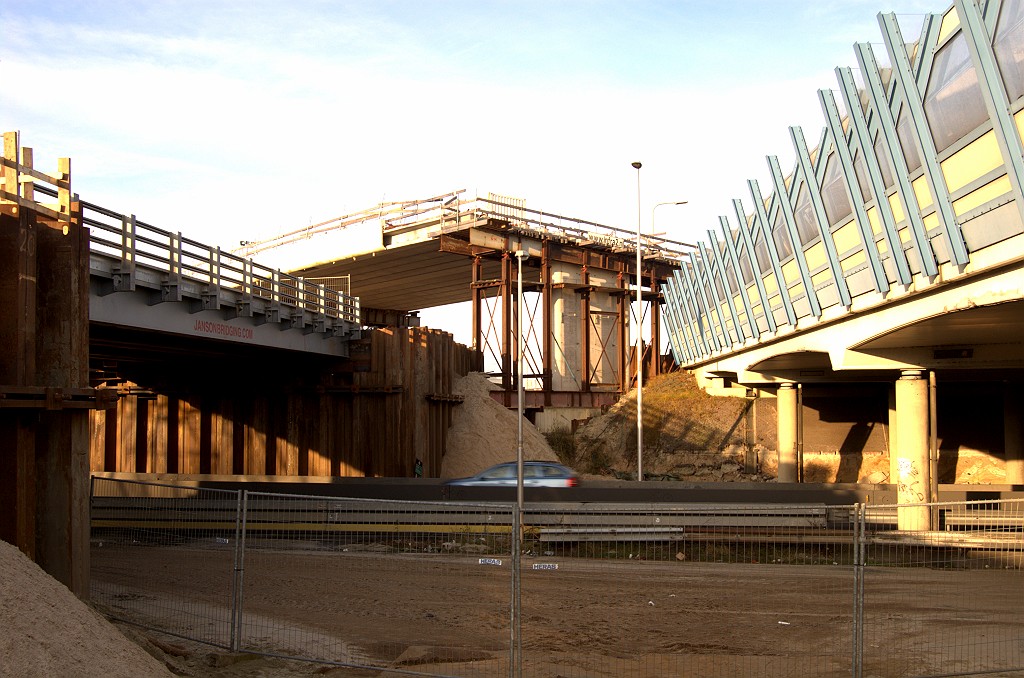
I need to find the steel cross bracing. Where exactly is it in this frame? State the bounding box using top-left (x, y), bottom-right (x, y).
top-left (467, 235), bottom-right (683, 409)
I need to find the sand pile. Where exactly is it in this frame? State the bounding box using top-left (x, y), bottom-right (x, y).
top-left (0, 539), bottom-right (173, 678)
top-left (441, 372), bottom-right (559, 479)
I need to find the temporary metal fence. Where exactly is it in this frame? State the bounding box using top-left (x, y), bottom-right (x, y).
top-left (857, 500), bottom-right (1024, 678)
top-left (89, 478), bottom-right (242, 649)
top-left (90, 478), bottom-right (1024, 677)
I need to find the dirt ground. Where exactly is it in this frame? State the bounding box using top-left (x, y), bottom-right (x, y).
top-left (83, 537), bottom-right (1024, 678)
top-left (5, 522), bottom-right (1024, 678)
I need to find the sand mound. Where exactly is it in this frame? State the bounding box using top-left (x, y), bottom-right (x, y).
top-left (0, 540), bottom-right (173, 678)
top-left (441, 372), bottom-right (559, 479)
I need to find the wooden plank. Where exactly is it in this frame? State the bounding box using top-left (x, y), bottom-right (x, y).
top-left (118, 392), bottom-right (137, 472)
top-left (179, 398), bottom-right (201, 475)
top-left (151, 394), bottom-right (168, 473)
top-left (0, 155), bottom-right (70, 189)
top-left (246, 398), bottom-right (267, 475)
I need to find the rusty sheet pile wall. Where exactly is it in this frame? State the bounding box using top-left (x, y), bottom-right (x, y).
top-left (90, 327), bottom-right (481, 479)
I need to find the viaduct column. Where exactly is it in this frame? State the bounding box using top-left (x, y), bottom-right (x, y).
top-left (895, 369), bottom-right (931, 530)
top-left (888, 385), bottom-right (899, 484)
top-left (776, 382), bottom-right (799, 482)
top-left (1005, 381), bottom-right (1024, 485)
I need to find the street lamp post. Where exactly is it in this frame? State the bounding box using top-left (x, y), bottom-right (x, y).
top-left (638, 200), bottom-right (688, 482)
top-left (515, 248), bottom-right (527, 511)
top-left (632, 158), bottom-right (686, 482)
top-left (631, 162), bottom-right (644, 481)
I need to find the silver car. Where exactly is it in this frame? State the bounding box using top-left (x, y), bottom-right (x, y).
top-left (444, 461), bottom-right (579, 487)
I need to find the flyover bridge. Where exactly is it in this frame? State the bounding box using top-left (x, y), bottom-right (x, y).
top-left (660, 1), bottom-right (1024, 528)
top-left (237, 189), bottom-right (694, 415)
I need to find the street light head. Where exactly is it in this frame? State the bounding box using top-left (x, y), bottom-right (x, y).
top-left (631, 161), bottom-right (642, 169)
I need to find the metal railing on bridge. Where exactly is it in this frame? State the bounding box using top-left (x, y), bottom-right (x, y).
top-left (29, 184), bottom-right (362, 327)
top-left (234, 188), bottom-right (696, 264)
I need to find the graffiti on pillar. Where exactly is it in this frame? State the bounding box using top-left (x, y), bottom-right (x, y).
top-left (896, 458), bottom-right (926, 502)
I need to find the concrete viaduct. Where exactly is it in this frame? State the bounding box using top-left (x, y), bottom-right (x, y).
top-left (659, 0), bottom-right (1024, 529)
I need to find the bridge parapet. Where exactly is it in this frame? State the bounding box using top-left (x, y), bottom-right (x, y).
top-left (52, 188), bottom-right (364, 355)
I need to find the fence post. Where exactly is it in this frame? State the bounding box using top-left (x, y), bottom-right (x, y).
top-left (230, 490), bottom-right (248, 652)
top-left (510, 503), bottom-right (521, 678)
top-left (852, 503), bottom-right (864, 678)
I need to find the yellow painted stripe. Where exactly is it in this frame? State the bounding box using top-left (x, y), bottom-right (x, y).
top-left (782, 260), bottom-right (798, 285)
top-left (941, 131), bottom-right (1003, 193)
top-left (811, 268), bottom-right (832, 287)
top-left (842, 249), bottom-right (866, 273)
top-left (805, 242), bottom-right (826, 270)
top-left (866, 206), bottom-right (882, 236)
top-left (913, 175), bottom-right (933, 210)
top-left (889, 193), bottom-right (906, 224)
top-left (832, 221), bottom-right (860, 253)
top-left (953, 175), bottom-right (1013, 215)
top-left (937, 6), bottom-right (960, 42)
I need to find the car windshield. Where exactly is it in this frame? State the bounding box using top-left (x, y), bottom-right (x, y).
top-left (479, 465), bottom-right (516, 480)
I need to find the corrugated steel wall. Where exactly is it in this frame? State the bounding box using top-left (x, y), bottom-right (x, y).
top-left (89, 327), bottom-right (481, 478)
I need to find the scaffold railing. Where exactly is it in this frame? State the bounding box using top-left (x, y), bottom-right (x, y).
top-left (234, 189), bottom-right (696, 263)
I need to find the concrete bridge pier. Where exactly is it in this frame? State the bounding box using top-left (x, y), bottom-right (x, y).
top-left (1006, 381), bottom-right (1024, 485)
top-left (895, 370), bottom-right (932, 530)
top-left (776, 382), bottom-right (799, 482)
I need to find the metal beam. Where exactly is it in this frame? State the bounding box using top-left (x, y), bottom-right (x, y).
top-left (835, 66), bottom-right (914, 285)
top-left (879, 12), bottom-right (970, 266)
top-left (708, 228), bottom-right (747, 343)
top-left (696, 245), bottom-right (734, 347)
top-left (818, 88), bottom-right (890, 294)
top-left (768, 155), bottom-right (822, 318)
top-left (732, 199), bottom-right (777, 334)
top-left (855, 41), bottom-right (939, 277)
top-left (673, 268), bottom-right (708, 358)
top-left (747, 180), bottom-right (797, 326)
top-left (791, 125), bottom-right (853, 307)
top-left (719, 216), bottom-right (759, 340)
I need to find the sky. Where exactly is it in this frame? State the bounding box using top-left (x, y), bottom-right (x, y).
top-left (1, 0), bottom-right (939, 342)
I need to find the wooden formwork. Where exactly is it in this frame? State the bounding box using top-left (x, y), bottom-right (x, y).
top-left (0, 132), bottom-right (114, 597)
top-left (89, 327), bottom-right (481, 479)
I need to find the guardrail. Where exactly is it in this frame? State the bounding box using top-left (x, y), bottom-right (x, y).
top-left (235, 189), bottom-right (696, 262)
top-left (29, 184), bottom-right (361, 325)
top-left (91, 494), bottom-right (1024, 548)
top-left (2, 133), bottom-right (361, 328)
